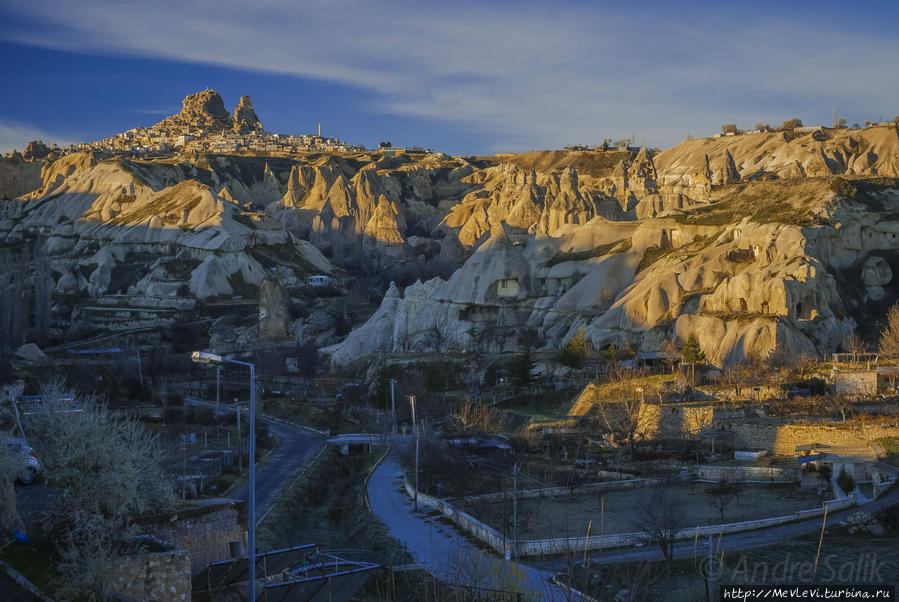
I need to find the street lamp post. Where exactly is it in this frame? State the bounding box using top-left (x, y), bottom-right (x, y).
top-left (192, 351), bottom-right (256, 601)
top-left (409, 395), bottom-right (419, 510)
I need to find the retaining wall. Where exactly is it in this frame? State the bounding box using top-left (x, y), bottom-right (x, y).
top-left (139, 500), bottom-right (247, 574)
top-left (725, 422), bottom-right (899, 456)
top-left (110, 548), bottom-right (191, 601)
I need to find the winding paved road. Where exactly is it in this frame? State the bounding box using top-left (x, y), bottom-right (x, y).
top-left (367, 454), bottom-right (899, 598)
top-left (367, 458), bottom-right (577, 601)
top-left (184, 396), bottom-right (325, 525)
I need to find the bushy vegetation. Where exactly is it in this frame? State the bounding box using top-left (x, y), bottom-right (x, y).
top-left (828, 176), bottom-right (857, 198)
top-left (636, 244), bottom-right (674, 273)
top-left (21, 382), bottom-right (175, 599)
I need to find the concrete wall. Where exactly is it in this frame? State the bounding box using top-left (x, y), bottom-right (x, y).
top-left (514, 494), bottom-right (855, 557)
top-left (140, 500), bottom-right (247, 574)
top-left (409, 473), bottom-right (851, 558)
top-left (111, 548), bottom-right (191, 601)
top-left (403, 477), bottom-right (509, 555)
top-left (695, 465), bottom-right (798, 483)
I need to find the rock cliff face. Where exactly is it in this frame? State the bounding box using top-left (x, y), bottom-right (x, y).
top-left (325, 129), bottom-right (899, 367)
top-left (232, 96), bottom-right (263, 134)
top-left (155, 90), bottom-right (233, 133)
top-left (0, 152), bottom-right (333, 306)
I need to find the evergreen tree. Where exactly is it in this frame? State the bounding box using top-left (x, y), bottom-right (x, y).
top-left (556, 327), bottom-right (586, 369)
top-left (681, 335), bottom-right (706, 384)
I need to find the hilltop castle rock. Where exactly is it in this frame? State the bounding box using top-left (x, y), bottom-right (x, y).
top-left (155, 90), bottom-right (234, 133)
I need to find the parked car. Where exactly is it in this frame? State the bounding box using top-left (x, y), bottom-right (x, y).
top-left (5, 437), bottom-right (40, 485)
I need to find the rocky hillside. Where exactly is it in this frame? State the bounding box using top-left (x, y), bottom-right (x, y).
top-left (2, 92), bottom-right (899, 365)
top-left (327, 127), bottom-right (899, 367)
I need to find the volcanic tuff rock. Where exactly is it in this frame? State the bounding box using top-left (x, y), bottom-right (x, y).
top-left (154, 89), bottom-right (232, 133)
top-left (4, 97), bottom-right (899, 365)
top-left (0, 151), bottom-right (334, 306)
top-left (326, 127), bottom-right (899, 367)
top-left (233, 96), bottom-right (263, 134)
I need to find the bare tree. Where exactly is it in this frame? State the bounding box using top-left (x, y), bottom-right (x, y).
top-left (661, 339), bottom-right (679, 374)
top-left (879, 303), bottom-right (899, 362)
top-left (705, 479), bottom-right (743, 524)
top-left (830, 394), bottom-right (855, 423)
top-left (593, 374), bottom-right (655, 454)
top-left (429, 320), bottom-right (445, 355)
top-left (0, 430), bottom-right (24, 535)
top-left (630, 479), bottom-right (685, 562)
top-left (794, 352), bottom-right (818, 380)
top-left (842, 331), bottom-right (866, 365)
top-left (448, 399), bottom-right (503, 433)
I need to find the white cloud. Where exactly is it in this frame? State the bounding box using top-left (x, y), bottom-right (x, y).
top-left (126, 108), bottom-right (179, 116)
top-left (0, 120), bottom-right (74, 155)
top-left (2, 1), bottom-right (897, 151)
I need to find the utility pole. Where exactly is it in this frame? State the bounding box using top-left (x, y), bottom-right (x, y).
top-left (390, 379), bottom-right (396, 434)
top-left (248, 363), bottom-right (256, 602)
top-left (235, 397), bottom-right (242, 472)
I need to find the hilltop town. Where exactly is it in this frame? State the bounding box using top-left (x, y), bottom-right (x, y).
top-left (10, 90), bottom-right (364, 162)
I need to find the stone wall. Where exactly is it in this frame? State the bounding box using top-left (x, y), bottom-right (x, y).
top-left (140, 499), bottom-right (247, 574)
top-left (638, 403), bottom-right (715, 438)
top-left (111, 548), bottom-right (191, 601)
top-left (833, 370), bottom-right (878, 396)
top-left (698, 416), bottom-right (899, 456)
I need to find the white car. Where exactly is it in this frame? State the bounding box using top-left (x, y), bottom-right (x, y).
top-left (5, 437), bottom-right (41, 485)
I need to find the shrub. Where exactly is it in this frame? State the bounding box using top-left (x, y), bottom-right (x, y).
top-left (828, 177), bottom-right (857, 199)
top-left (781, 117), bottom-right (803, 130)
top-left (636, 244), bottom-right (672, 272)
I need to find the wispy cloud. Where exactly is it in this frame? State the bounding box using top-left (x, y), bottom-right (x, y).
top-left (125, 107), bottom-right (178, 116)
top-left (0, 120), bottom-right (74, 154)
top-left (1, 1), bottom-right (897, 151)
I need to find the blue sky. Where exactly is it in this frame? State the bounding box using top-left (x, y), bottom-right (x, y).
top-left (1, 0), bottom-right (898, 155)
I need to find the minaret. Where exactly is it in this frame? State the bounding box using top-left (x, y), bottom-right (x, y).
top-left (318, 123), bottom-right (321, 137)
